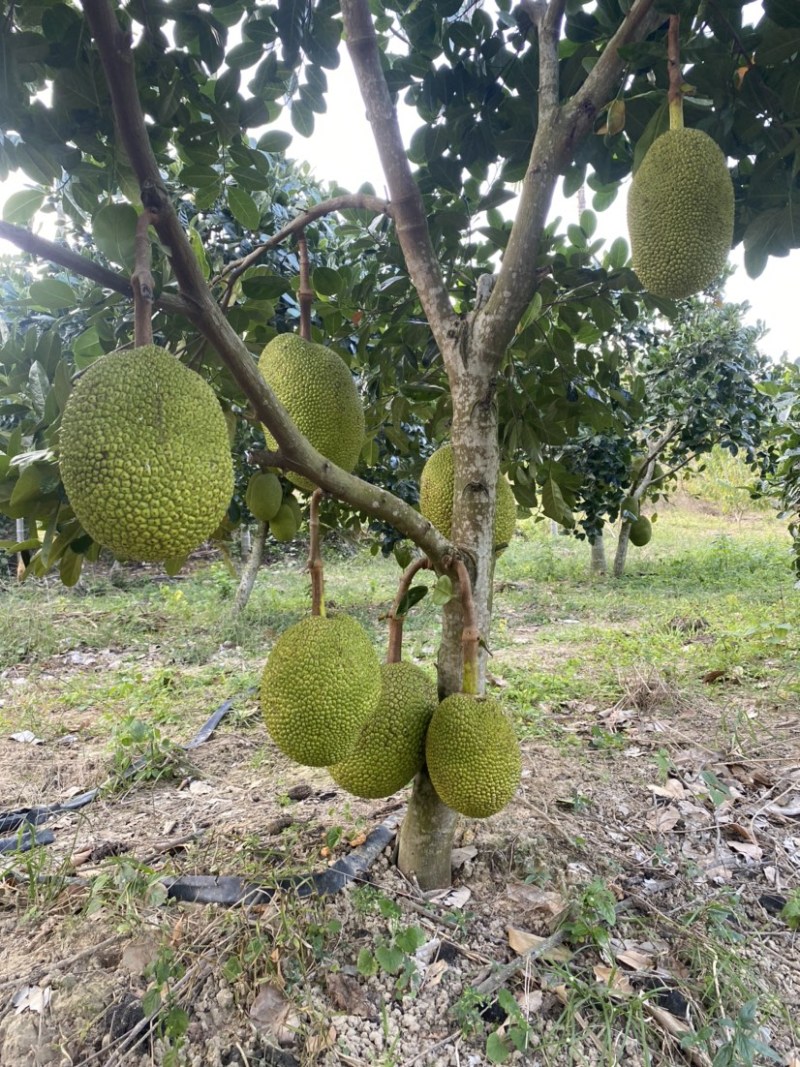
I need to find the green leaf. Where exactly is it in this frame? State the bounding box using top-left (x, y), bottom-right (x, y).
top-left (71, 328), bottom-right (104, 368)
top-left (92, 202), bottom-right (139, 269)
top-left (632, 101), bottom-right (669, 174)
top-left (375, 945), bottom-right (404, 974)
top-left (356, 948), bottom-right (378, 977)
top-left (228, 186), bottom-right (261, 230)
top-left (312, 266), bottom-right (343, 297)
top-left (541, 477), bottom-right (575, 528)
top-left (432, 574), bottom-right (455, 606)
top-left (291, 99), bottom-right (314, 137)
top-left (606, 237), bottom-right (630, 270)
top-left (2, 188), bottom-right (45, 224)
top-left (257, 130), bottom-right (293, 154)
top-left (28, 279), bottom-right (75, 309)
top-left (486, 1032), bottom-right (512, 1064)
top-left (59, 548), bottom-right (83, 587)
top-left (396, 585), bottom-right (428, 617)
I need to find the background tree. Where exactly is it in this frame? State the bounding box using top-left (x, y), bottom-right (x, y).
top-left (1, 0), bottom-right (799, 888)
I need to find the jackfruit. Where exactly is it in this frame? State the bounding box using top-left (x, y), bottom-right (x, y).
top-left (629, 515), bottom-right (652, 547)
top-left (627, 127), bottom-right (734, 299)
top-left (59, 346), bottom-right (233, 562)
top-left (246, 472), bottom-right (283, 522)
top-left (261, 614), bottom-right (381, 766)
top-left (269, 502), bottom-right (298, 541)
top-left (258, 334), bottom-right (365, 493)
top-left (419, 444), bottom-right (516, 549)
top-left (425, 694), bottom-right (522, 818)
top-left (329, 661), bottom-right (438, 798)
top-left (621, 496), bottom-right (639, 521)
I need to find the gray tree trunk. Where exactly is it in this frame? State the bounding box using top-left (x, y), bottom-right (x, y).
top-left (589, 531), bottom-right (606, 576)
top-left (613, 522), bottom-right (632, 578)
top-left (233, 522), bottom-right (267, 614)
top-left (15, 518), bottom-right (26, 579)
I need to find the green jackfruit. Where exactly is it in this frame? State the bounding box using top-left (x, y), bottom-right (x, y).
top-left (419, 444), bottom-right (516, 549)
top-left (269, 502), bottom-right (299, 542)
top-left (261, 615), bottom-right (381, 767)
top-left (258, 334), bottom-right (365, 493)
top-left (621, 496), bottom-right (640, 521)
top-left (627, 127), bottom-right (734, 299)
top-left (425, 694), bottom-right (522, 818)
top-left (629, 515), bottom-right (652, 547)
top-left (246, 472), bottom-right (283, 522)
top-left (329, 662), bottom-right (438, 798)
top-left (59, 346), bottom-right (233, 562)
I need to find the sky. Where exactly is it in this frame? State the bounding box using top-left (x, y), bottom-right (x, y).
top-left (0, 8), bottom-right (796, 365)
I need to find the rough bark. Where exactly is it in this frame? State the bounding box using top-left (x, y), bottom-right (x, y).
top-left (590, 531), bottom-right (607, 576)
top-left (396, 771), bottom-right (459, 892)
top-left (233, 522), bottom-right (268, 614)
top-left (613, 523), bottom-right (631, 578)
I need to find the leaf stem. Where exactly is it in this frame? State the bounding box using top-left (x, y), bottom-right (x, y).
top-left (668, 15), bottom-right (684, 130)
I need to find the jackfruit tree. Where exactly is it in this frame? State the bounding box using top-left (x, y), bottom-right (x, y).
top-left (1, 0), bottom-right (799, 889)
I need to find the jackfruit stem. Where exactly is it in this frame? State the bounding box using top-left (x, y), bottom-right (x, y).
top-left (308, 488), bottom-right (326, 617)
top-left (667, 15), bottom-right (684, 131)
top-left (297, 232), bottom-right (314, 342)
top-left (387, 556), bottom-right (431, 664)
top-left (452, 558), bottom-right (480, 696)
top-left (132, 208), bottom-right (157, 347)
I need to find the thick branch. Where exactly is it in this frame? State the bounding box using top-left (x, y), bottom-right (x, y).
top-left (219, 194), bottom-right (391, 285)
top-left (82, 0), bottom-right (451, 565)
top-left (340, 0), bottom-right (460, 358)
top-left (539, 0), bottom-right (568, 116)
top-left (476, 0), bottom-right (664, 360)
top-left (132, 209), bottom-right (156, 346)
top-left (0, 220), bottom-right (188, 317)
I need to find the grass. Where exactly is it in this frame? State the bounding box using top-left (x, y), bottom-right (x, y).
top-left (1, 491), bottom-right (798, 1066)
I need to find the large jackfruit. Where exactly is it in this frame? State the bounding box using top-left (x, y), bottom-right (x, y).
top-left (258, 334), bottom-right (365, 493)
top-left (329, 661), bottom-right (438, 798)
top-left (261, 615), bottom-right (381, 767)
top-left (425, 694), bottom-right (522, 818)
top-left (419, 444), bottom-right (516, 550)
top-left (627, 128), bottom-right (734, 299)
top-left (629, 515), bottom-right (653, 547)
top-left (59, 346), bottom-right (233, 562)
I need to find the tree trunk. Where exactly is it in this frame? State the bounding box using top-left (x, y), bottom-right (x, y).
top-left (397, 771), bottom-right (459, 892)
top-left (240, 525), bottom-right (252, 556)
top-left (613, 522), bottom-right (632, 578)
top-left (395, 353), bottom-right (499, 890)
top-left (589, 531), bottom-right (606, 576)
top-left (15, 518), bottom-right (27, 580)
top-left (233, 522), bottom-right (268, 613)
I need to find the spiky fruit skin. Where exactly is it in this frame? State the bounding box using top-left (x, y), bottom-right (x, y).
top-left (425, 694), bottom-right (522, 818)
top-left (261, 615), bottom-right (381, 767)
top-left (258, 334), bottom-right (365, 493)
top-left (629, 515), bottom-right (653, 547)
top-left (627, 128), bottom-right (734, 299)
top-left (329, 662), bottom-right (438, 798)
top-left (59, 346), bottom-right (233, 562)
top-left (419, 444), bottom-right (516, 549)
top-left (246, 472), bottom-right (283, 523)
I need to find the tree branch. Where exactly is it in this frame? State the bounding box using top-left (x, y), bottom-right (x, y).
top-left (81, 0), bottom-right (451, 565)
top-left (539, 0), bottom-right (567, 117)
top-left (0, 219), bottom-right (188, 318)
top-left (475, 0), bottom-right (664, 362)
top-left (340, 0), bottom-right (461, 359)
top-left (132, 209), bottom-right (157, 346)
top-left (218, 193), bottom-right (391, 285)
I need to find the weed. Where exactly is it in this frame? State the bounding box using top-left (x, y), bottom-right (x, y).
top-left (142, 946), bottom-right (190, 1067)
top-left (780, 889), bottom-right (800, 930)
top-left (106, 716), bottom-right (196, 790)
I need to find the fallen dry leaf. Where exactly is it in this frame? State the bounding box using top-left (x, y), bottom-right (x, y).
top-left (507, 927), bottom-right (572, 962)
top-left (506, 883), bottom-right (566, 918)
top-left (325, 973), bottom-right (373, 1019)
top-left (728, 840), bottom-right (763, 861)
top-left (593, 965), bottom-right (634, 997)
top-left (348, 832), bottom-right (367, 848)
top-left (423, 959), bottom-right (449, 987)
top-left (616, 948), bottom-right (655, 971)
top-left (646, 805), bottom-right (681, 832)
top-left (249, 985), bottom-right (299, 1046)
top-left (648, 779), bottom-right (686, 800)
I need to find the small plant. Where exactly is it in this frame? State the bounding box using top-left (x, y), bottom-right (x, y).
top-left (685, 999), bottom-right (783, 1066)
top-left (484, 988), bottom-right (535, 1063)
top-left (85, 857), bottom-right (169, 925)
top-left (780, 889), bottom-right (800, 930)
top-left (143, 946), bottom-right (191, 1067)
top-left (563, 878), bottom-right (618, 950)
top-left (356, 922), bottom-right (426, 994)
top-left (107, 716), bottom-right (195, 790)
